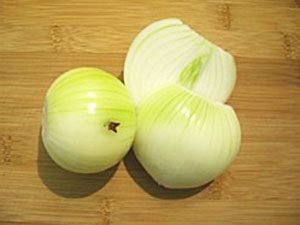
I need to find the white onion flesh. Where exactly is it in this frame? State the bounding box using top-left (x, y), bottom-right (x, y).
top-left (42, 68), bottom-right (136, 173)
top-left (134, 85), bottom-right (241, 188)
top-left (124, 18), bottom-right (236, 105)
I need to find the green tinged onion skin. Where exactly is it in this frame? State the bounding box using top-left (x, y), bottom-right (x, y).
top-left (134, 85), bottom-right (241, 189)
top-left (42, 68), bottom-right (136, 173)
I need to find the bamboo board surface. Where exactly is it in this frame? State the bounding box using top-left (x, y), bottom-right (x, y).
top-left (0, 0), bottom-right (300, 224)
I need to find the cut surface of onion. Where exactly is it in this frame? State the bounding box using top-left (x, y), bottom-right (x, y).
top-left (124, 18), bottom-right (236, 104)
top-left (42, 68), bottom-right (136, 173)
top-left (134, 85), bottom-right (241, 188)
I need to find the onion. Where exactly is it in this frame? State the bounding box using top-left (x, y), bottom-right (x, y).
top-left (124, 18), bottom-right (241, 189)
top-left (124, 18), bottom-right (236, 105)
top-left (134, 85), bottom-right (241, 188)
top-left (42, 68), bottom-right (136, 173)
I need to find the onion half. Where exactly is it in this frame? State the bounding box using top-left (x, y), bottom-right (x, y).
top-left (124, 18), bottom-right (236, 105)
top-left (134, 85), bottom-right (241, 188)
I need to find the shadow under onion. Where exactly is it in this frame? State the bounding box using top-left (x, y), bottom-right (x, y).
top-left (124, 150), bottom-right (211, 199)
top-left (37, 130), bottom-right (117, 198)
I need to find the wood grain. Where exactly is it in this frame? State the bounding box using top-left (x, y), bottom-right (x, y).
top-left (0, 1), bottom-right (300, 225)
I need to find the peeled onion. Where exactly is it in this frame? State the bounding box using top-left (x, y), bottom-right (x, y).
top-left (124, 18), bottom-right (241, 189)
top-left (134, 85), bottom-right (241, 188)
top-left (124, 18), bottom-right (236, 105)
top-left (42, 68), bottom-right (136, 173)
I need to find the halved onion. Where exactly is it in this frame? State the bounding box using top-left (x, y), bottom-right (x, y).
top-left (134, 85), bottom-right (241, 188)
top-left (42, 68), bottom-right (136, 173)
top-left (124, 18), bottom-right (236, 104)
top-left (125, 18), bottom-right (240, 189)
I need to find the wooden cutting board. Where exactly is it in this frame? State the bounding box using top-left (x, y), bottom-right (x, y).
top-left (0, 1), bottom-right (299, 224)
